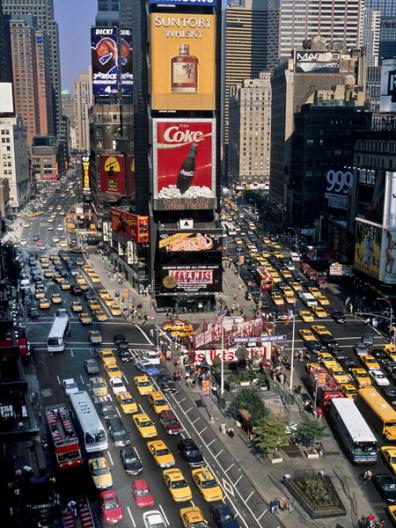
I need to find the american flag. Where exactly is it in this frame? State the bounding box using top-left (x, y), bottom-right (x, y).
top-left (284, 310), bottom-right (294, 326)
top-left (216, 309), bottom-right (226, 327)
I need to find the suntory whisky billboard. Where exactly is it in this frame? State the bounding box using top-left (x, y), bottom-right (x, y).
top-left (152, 118), bottom-right (216, 211)
top-left (150, 13), bottom-right (216, 111)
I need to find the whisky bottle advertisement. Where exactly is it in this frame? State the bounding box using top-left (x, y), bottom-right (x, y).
top-left (171, 44), bottom-right (198, 93)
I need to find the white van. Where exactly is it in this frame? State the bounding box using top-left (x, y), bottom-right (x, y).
top-left (20, 278), bottom-right (31, 290)
top-left (290, 252), bottom-right (300, 262)
top-left (301, 292), bottom-right (318, 307)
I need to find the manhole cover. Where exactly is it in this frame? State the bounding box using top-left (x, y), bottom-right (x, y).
top-left (282, 445), bottom-right (302, 458)
top-left (41, 388), bottom-right (52, 398)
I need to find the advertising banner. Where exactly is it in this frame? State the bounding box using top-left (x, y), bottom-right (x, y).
top-left (354, 219), bottom-right (382, 279)
top-left (150, 13), bottom-right (216, 111)
top-left (111, 209), bottom-right (149, 243)
top-left (159, 264), bottom-right (221, 294)
top-left (153, 119), bottom-right (216, 211)
top-left (99, 154), bottom-right (126, 195)
top-left (149, 0), bottom-right (216, 5)
top-left (119, 29), bottom-right (133, 96)
top-left (91, 27), bottom-right (119, 96)
top-left (383, 172), bottom-right (396, 229)
top-left (380, 59), bottom-right (396, 113)
top-left (380, 228), bottom-right (396, 284)
top-left (194, 346), bottom-right (270, 365)
top-left (82, 155), bottom-right (90, 192)
top-left (159, 232), bottom-right (222, 252)
top-left (295, 50), bottom-right (340, 74)
top-left (324, 169), bottom-right (353, 210)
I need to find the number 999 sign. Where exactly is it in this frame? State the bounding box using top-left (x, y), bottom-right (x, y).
top-left (325, 170), bottom-right (353, 194)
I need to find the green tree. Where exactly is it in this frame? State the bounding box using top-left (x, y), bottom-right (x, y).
top-left (252, 414), bottom-right (289, 455)
top-left (294, 419), bottom-right (328, 448)
top-left (227, 389), bottom-right (268, 426)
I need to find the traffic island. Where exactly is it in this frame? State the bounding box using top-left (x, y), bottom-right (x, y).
top-left (283, 470), bottom-right (346, 519)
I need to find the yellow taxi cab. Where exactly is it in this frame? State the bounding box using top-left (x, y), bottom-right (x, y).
top-left (327, 365), bottom-right (350, 384)
top-left (59, 241), bottom-right (67, 248)
top-left (134, 375), bottom-right (154, 395)
top-left (76, 276), bottom-right (87, 286)
top-left (79, 312), bottom-right (92, 325)
top-left (147, 440), bottom-right (176, 468)
top-left (163, 320), bottom-right (194, 334)
top-left (262, 251), bottom-right (271, 258)
top-left (88, 456), bottom-right (112, 490)
top-left (384, 344), bottom-right (396, 361)
top-left (109, 303), bottom-right (122, 316)
top-left (83, 265), bottom-right (94, 273)
top-left (99, 289), bottom-right (112, 301)
top-left (47, 216), bottom-right (55, 224)
top-left (104, 362), bottom-right (122, 378)
top-left (88, 299), bottom-right (101, 311)
top-left (39, 255), bottom-right (49, 264)
top-left (79, 281), bottom-right (89, 291)
top-left (351, 368), bottom-right (372, 388)
top-left (71, 300), bottom-right (83, 313)
top-left (300, 310), bottom-right (314, 323)
top-left (39, 298), bottom-right (51, 309)
top-left (90, 273), bottom-right (101, 284)
top-left (305, 362), bottom-right (320, 373)
top-left (133, 413), bottom-right (158, 439)
top-left (271, 294), bottom-right (284, 306)
top-left (44, 269), bottom-right (53, 279)
top-left (40, 260), bottom-right (50, 269)
top-left (263, 237), bottom-right (271, 244)
top-left (56, 205), bottom-right (62, 211)
top-left (148, 392), bottom-right (170, 415)
top-left (51, 293), bottom-right (62, 304)
top-left (53, 274), bottom-right (63, 284)
top-left (312, 306), bottom-right (328, 319)
top-left (291, 281), bottom-right (303, 292)
top-left (361, 354), bottom-right (380, 371)
top-left (381, 446), bottom-right (396, 474)
top-left (50, 255), bottom-right (60, 263)
top-left (59, 280), bottom-right (71, 291)
top-left (311, 325), bottom-right (332, 337)
top-left (163, 468), bottom-right (192, 502)
top-left (35, 289), bottom-right (46, 300)
top-left (317, 294), bottom-right (330, 306)
top-left (299, 329), bottom-right (318, 342)
top-left (387, 504), bottom-right (396, 524)
top-left (90, 376), bottom-right (108, 397)
top-left (284, 293), bottom-right (296, 305)
top-left (116, 391), bottom-right (137, 414)
top-left (272, 242), bottom-right (281, 250)
top-left (282, 270), bottom-right (293, 280)
top-left (309, 287), bottom-right (321, 297)
top-left (270, 273), bottom-right (282, 284)
top-left (99, 349), bottom-right (117, 366)
top-left (191, 468), bottom-right (224, 502)
top-left (180, 507), bottom-right (208, 528)
top-left (93, 310), bottom-right (108, 322)
top-left (104, 297), bottom-right (115, 308)
top-left (320, 356), bottom-right (339, 371)
top-left (341, 383), bottom-right (357, 399)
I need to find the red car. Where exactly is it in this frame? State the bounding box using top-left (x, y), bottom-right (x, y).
top-left (131, 479), bottom-right (155, 509)
top-left (99, 490), bottom-right (124, 525)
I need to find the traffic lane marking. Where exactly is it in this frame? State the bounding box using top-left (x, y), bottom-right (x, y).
top-left (134, 324), bottom-right (154, 346)
top-left (126, 506), bottom-right (136, 527)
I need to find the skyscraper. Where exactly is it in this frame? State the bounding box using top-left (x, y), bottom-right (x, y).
top-left (3, 0), bottom-right (62, 139)
top-left (74, 71), bottom-right (93, 152)
top-left (223, 0), bottom-right (267, 145)
top-left (96, 0), bottom-right (120, 26)
top-left (365, 0), bottom-right (396, 58)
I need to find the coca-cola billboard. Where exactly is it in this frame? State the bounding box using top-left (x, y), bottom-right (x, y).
top-left (153, 118), bottom-right (216, 211)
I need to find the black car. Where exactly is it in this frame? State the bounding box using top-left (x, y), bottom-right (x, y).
top-left (84, 289), bottom-right (96, 301)
top-left (373, 474), bottom-right (396, 503)
top-left (331, 346), bottom-right (347, 361)
top-left (362, 333), bottom-right (374, 347)
top-left (320, 335), bottom-right (337, 348)
top-left (29, 306), bottom-right (39, 319)
top-left (177, 438), bottom-right (204, 468)
top-left (305, 341), bottom-right (323, 354)
top-left (372, 350), bottom-right (389, 362)
top-left (338, 357), bottom-right (356, 371)
top-left (384, 387), bottom-right (396, 406)
top-left (117, 348), bottom-right (133, 362)
top-left (209, 504), bottom-right (240, 528)
top-left (157, 374), bottom-right (177, 394)
top-left (33, 235), bottom-right (40, 241)
top-left (331, 311), bottom-right (346, 324)
top-left (113, 334), bottom-right (127, 346)
top-left (120, 447), bottom-right (143, 475)
top-left (383, 361), bottom-right (396, 375)
top-left (70, 285), bottom-right (83, 296)
top-left (98, 402), bottom-right (118, 420)
top-left (106, 418), bottom-right (130, 447)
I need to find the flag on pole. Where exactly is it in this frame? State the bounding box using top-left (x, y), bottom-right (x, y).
top-left (216, 309), bottom-right (225, 327)
top-left (284, 310), bottom-right (294, 326)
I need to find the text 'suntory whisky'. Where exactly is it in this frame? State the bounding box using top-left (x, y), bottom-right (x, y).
top-left (171, 44), bottom-right (198, 93)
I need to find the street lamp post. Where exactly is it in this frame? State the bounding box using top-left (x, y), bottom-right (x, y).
top-left (377, 297), bottom-right (395, 344)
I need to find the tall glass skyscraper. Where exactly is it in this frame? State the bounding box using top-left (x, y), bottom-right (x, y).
top-left (365, 1), bottom-right (396, 17)
top-left (366, 0), bottom-right (396, 58)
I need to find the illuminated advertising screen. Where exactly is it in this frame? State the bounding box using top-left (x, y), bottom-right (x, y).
top-left (354, 219), bottom-right (382, 280)
top-left (81, 155), bottom-right (90, 192)
top-left (150, 13), bottom-right (216, 110)
top-left (380, 59), bottom-right (396, 113)
top-left (381, 227), bottom-right (396, 285)
top-left (295, 50), bottom-right (340, 74)
top-left (153, 119), bottom-right (216, 211)
top-left (119, 29), bottom-right (133, 96)
top-left (99, 154), bottom-right (126, 195)
top-left (91, 27), bottom-right (119, 96)
top-left (159, 232), bottom-right (222, 252)
top-left (159, 264), bottom-right (221, 294)
top-left (111, 209), bottom-right (149, 243)
top-left (149, 0), bottom-right (216, 4)
top-left (324, 169), bottom-right (353, 210)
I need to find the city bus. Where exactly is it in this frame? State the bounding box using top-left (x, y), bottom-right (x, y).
top-left (357, 387), bottom-right (396, 441)
top-left (45, 404), bottom-right (83, 470)
top-left (69, 391), bottom-right (108, 453)
top-left (329, 398), bottom-right (378, 464)
top-left (47, 315), bottom-right (69, 353)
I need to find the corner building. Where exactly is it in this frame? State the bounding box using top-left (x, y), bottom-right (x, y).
top-left (136, 0), bottom-right (222, 311)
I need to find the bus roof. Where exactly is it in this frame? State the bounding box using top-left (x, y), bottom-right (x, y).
top-left (48, 315), bottom-right (69, 340)
top-left (331, 398), bottom-right (376, 443)
top-left (45, 404), bottom-right (79, 449)
top-left (358, 387), bottom-right (396, 423)
top-left (69, 391), bottom-right (105, 434)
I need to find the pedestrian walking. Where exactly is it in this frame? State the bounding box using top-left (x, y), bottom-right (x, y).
top-left (270, 498), bottom-right (281, 514)
top-left (220, 423), bottom-right (227, 435)
top-left (363, 469), bottom-right (372, 484)
top-left (67, 500), bottom-right (77, 518)
top-left (279, 497), bottom-right (288, 511)
top-left (227, 427), bottom-right (235, 439)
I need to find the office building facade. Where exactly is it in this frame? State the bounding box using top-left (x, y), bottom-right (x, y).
top-left (366, 0), bottom-right (396, 58)
top-left (74, 71), bottom-right (93, 152)
top-left (228, 72), bottom-right (271, 186)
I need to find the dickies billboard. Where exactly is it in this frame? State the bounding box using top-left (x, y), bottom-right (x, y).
top-left (152, 119), bottom-right (216, 211)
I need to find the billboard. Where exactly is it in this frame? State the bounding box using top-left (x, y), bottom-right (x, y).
top-left (149, 0), bottom-right (216, 4)
top-left (153, 119), bottom-right (216, 211)
top-left (324, 169), bottom-right (353, 210)
top-left (354, 220), bottom-right (382, 279)
top-left (383, 172), bottom-right (396, 229)
top-left (159, 264), bottom-right (221, 294)
top-left (119, 29), bottom-right (133, 96)
top-left (91, 27), bottom-right (119, 96)
top-left (295, 51), bottom-right (340, 74)
top-left (159, 232), bottom-right (222, 252)
top-left (126, 154), bottom-right (135, 195)
top-left (380, 228), bottom-right (396, 284)
top-left (150, 13), bottom-right (216, 110)
top-left (81, 155), bottom-right (90, 192)
top-left (380, 59), bottom-right (396, 113)
top-left (111, 209), bottom-right (149, 243)
top-left (0, 83), bottom-right (14, 113)
top-left (99, 154), bottom-right (126, 195)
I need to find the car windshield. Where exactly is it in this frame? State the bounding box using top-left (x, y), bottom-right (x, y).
top-left (139, 381), bottom-right (150, 387)
top-left (186, 449), bottom-right (200, 457)
top-left (171, 479), bottom-right (187, 489)
top-left (123, 398), bottom-right (134, 404)
top-left (104, 500), bottom-right (118, 510)
top-left (167, 419), bottom-right (179, 426)
top-left (135, 488), bottom-right (150, 497)
top-left (384, 483), bottom-right (396, 491)
top-left (156, 448), bottom-right (170, 456)
top-left (155, 399), bottom-right (166, 406)
top-left (92, 467), bottom-right (108, 476)
top-left (140, 420), bottom-right (152, 427)
top-left (201, 479), bottom-right (217, 489)
top-left (125, 455), bottom-right (138, 463)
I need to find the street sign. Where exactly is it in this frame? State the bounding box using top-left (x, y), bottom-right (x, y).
top-left (231, 335), bottom-right (287, 345)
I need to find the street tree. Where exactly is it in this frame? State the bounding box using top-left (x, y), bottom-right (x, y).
top-left (294, 419), bottom-right (328, 448)
top-left (227, 389), bottom-right (268, 426)
top-left (252, 414), bottom-right (289, 455)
